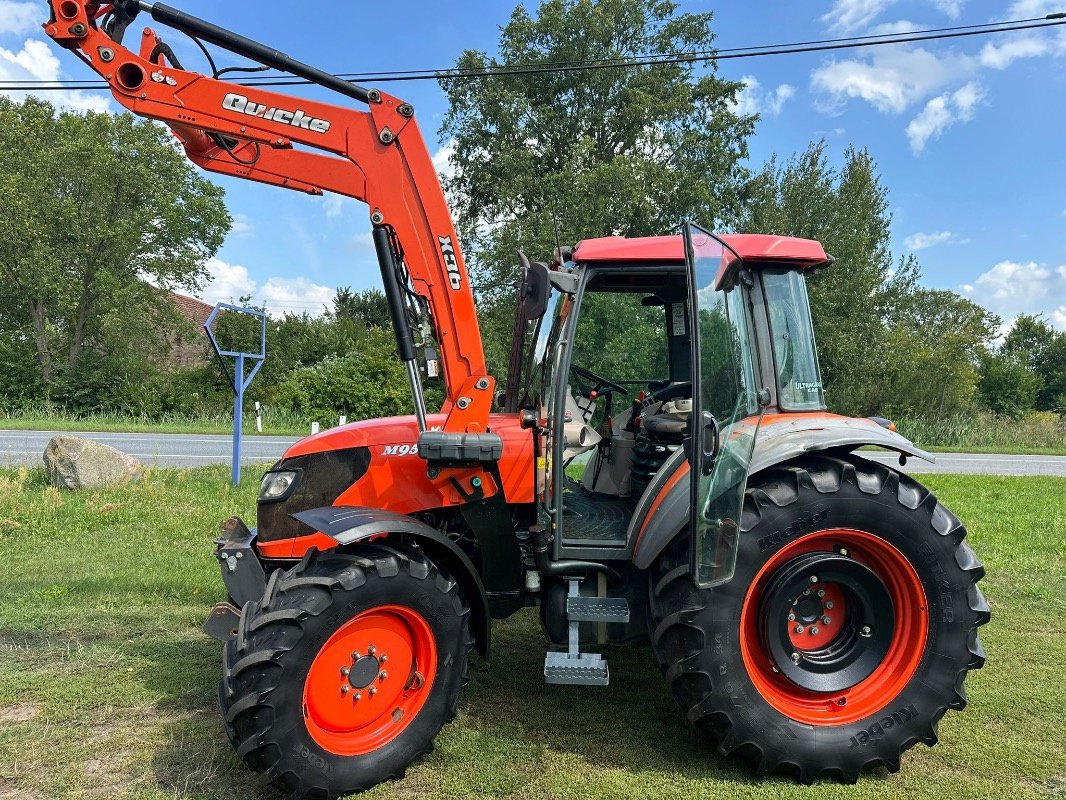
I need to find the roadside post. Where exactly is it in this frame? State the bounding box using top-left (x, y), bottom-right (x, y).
top-left (204, 304), bottom-right (267, 486)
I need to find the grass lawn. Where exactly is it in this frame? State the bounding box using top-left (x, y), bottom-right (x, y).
top-left (0, 467), bottom-right (1063, 800)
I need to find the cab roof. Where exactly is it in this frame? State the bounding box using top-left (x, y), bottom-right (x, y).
top-left (572, 234), bottom-right (830, 268)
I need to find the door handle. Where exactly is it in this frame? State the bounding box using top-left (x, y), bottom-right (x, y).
top-left (701, 411), bottom-right (719, 475)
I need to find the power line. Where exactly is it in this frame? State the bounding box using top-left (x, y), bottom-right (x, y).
top-left (1, 14), bottom-right (1063, 92)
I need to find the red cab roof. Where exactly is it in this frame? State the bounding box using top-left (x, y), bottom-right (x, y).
top-left (572, 234), bottom-right (829, 268)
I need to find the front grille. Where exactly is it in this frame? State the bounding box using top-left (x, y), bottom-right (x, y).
top-left (257, 447), bottom-right (371, 542)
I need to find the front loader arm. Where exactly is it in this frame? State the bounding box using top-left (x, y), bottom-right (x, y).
top-left (43, 1), bottom-right (491, 429)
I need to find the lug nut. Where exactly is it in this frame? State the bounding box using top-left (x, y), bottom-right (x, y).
top-left (340, 667), bottom-right (350, 677)
top-left (816, 589), bottom-right (825, 598)
top-left (803, 589), bottom-right (811, 596)
top-left (351, 651), bottom-right (361, 660)
top-left (368, 645), bottom-right (377, 656)
top-left (369, 687), bottom-right (377, 696)
top-left (791, 652), bottom-right (801, 663)
top-left (809, 575), bottom-right (819, 584)
top-left (826, 601), bottom-right (834, 610)
top-left (839, 547), bottom-right (849, 557)
top-left (823, 616), bottom-right (831, 625)
top-left (861, 625), bottom-right (872, 637)
top-left (379, 671), bottom-right (388, 681)
top-left (380, 654), bottom-right (388, 664)
top-left (810, 626), bottom-right (819, 635)
top-left (354, 692), bottom-right (362, 702)
top-left (340, 685), bottom-right (349, 695)
top-left (795, 625), bottom-right (804, 634)
top-left (787, 613), bottom-right (796, 621)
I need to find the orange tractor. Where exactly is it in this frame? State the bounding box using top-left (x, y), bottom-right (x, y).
top-left (46, 3), bottom-right (989, 797)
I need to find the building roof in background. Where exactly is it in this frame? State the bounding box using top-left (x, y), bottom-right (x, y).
top-left (169, 292), bottom-right (215, 333)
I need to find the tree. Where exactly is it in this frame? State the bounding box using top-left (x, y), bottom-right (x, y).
top-left (741, 143), bottom-right (923, 416)
top-left (979, 352), bottom-right (1041, 417)
top-left (1001, 314), bottom-right (1066, 411)
top-left (0, 97), bottom-right (229, 406)
top-left (440, 0), bottom-right (754, 373)
top-left (333, 287), bottom-right (391, 330)
top-left (885, 289), bottom-right (999, 416)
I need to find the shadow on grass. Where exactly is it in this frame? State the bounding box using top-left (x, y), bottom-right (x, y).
top-left (123, 607), bottom-right (886, 799)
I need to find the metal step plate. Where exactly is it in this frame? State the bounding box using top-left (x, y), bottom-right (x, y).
top-left (544, 652), bottom-right (610, 686)
top-left (566, 595), bottom-right (631, 623)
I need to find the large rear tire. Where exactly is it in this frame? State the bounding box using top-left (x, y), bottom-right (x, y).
top-left (221, 543), bottom-right (473, 799)
top-left (649, 453), bottom-right (989, 782)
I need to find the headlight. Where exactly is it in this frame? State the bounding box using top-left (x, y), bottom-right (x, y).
top-left (259, 470), bottom-right (299, 501)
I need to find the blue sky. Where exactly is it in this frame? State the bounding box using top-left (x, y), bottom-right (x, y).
top-left (1, 0), bottom-right (1064, 330)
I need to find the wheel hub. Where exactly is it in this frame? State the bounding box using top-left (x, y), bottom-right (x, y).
top-left (761, 552), bottom-right (894, 692)
top-left (347, 654), bottom-right (381, 689)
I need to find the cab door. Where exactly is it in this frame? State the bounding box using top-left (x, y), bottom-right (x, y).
top-left (684, 223), bottom-right (765, 587)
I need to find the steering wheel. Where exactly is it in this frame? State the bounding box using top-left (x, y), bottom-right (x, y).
top-left (570, 363), bottom-right (628, 396)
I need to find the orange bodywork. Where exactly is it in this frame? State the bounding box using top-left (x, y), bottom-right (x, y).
top-left (43, 2), bottom-right (487, 419)
top-left (256, 413), bottom-right (535, 559)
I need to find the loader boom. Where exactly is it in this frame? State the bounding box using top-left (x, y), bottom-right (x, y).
top-left (43, 0), bottom-right (491, 430)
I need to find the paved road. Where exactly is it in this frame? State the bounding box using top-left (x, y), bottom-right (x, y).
top-left (2, 429), bottom-right (1065, 476)
top-left (0, 429), bottom-right (300, 469)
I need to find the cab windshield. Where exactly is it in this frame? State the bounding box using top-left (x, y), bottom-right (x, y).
top-left (762, 270), bottom-right (825, 411)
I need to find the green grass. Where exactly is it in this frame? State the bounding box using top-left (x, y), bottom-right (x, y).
top-left (0, 467), bottom-right (1063, 799)
top-left (0, 405), bottom-right (310, 436)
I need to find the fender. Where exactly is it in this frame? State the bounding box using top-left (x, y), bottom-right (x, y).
top-left (630, 417), bottom-right (933, 570)
top-left (292, 506), bottom-right (491, 660)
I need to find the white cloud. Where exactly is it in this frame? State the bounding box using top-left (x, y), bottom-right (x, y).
top-left (0, 1), bottom-right (40, 36)
top-left (321, 193), bottom-right (349, 219)
top-left (903, 230), bottom-right (961, 250)
top-left (979, 37), bottom-right (1051, 69)
top-left (868, 20), bottom-right (924, 35)
top-left (932, 0), bottom-right (964, 18)
top-left (0, 38), bottom-right (110, 114)
top-left (260, 277), bottom-right (335, 316)
top-left (906, 81), bottom-right (983, 153)
top-left (811, 47), bottom-right (972, 114)
top-left (432, 139), bottom-right (456, 181)
top-left (230, 213), bottom-right (253, 237)
top-left (731, 75), bottom-right (795, 118)
top-left (821, 0), bottom-right (894, 33)
top-left (197, 258), bottom-right (335, 318)
top-left (961, 260), bottom-right (1066, 331)
top-left (200, 257), bottom-right (257, 303)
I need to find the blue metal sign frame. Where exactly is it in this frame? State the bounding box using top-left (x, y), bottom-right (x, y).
top-left (204, 303), bottom-right (267, 485)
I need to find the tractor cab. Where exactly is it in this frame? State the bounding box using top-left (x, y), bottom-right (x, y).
top-left (505, 225), bottom-right (832, 587)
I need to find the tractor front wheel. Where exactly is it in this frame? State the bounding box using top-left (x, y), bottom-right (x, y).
top-left (649, 453), bottom-right (989, 782)
top-left (220, 543), bottom-right (473, 799)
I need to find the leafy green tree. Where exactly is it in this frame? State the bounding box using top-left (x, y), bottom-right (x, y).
top-left (440, 0), bottom-right (754, 374)
top-left (1001, 314), bottom-right (1066, 411)
top-left (0, 97), bottom-right (229, 406)
top-left (979, 352), bottom-right (1041, 418)
top-left (883, 289), bottom-right (999, 416)
top-left (333, 287), bottom-right (391, 330)
top-left (741, 142), bottom-right (921, 416)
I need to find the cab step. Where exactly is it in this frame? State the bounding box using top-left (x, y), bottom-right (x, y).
top-left (566, 595), bottom-right (630, 623)
top-left (543, 578), bottom-right (629, 687)
top-left (544, 652), bottom-right (609, 686)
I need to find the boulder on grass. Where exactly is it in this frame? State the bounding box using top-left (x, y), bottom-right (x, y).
top-left (43, 436), bottom-right (142, 490)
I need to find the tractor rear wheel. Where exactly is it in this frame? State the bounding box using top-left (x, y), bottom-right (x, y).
top-left (649, 453), bottom-right (989, 782)
top-left (220, 543), bottom-right (473, 799)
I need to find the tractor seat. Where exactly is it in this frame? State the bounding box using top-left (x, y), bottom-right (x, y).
top-left (641, 413), bottom-right (689, 438)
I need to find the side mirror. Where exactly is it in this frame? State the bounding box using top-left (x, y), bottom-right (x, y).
top-left (700, 411), bottom-right (720, 475)
top-left (517, 253), bottom-right (550, 323)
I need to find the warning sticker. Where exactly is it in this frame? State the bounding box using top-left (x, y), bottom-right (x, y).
top-left (671, 304), bottom-right (686, 337)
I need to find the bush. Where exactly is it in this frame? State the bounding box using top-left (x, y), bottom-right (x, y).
top-left (273, 329), bottom-right (426, 423)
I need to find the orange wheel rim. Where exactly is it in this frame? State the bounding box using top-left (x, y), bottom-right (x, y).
top-left (302, 605), bottom-right (437, 755)
top-left (740, 529), bottom-right (928, 726)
